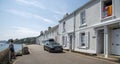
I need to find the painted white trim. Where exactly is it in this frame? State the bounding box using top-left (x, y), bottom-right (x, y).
top-left (78, 32), bottom-right (89, 49)
top-left (95, 29), bottom-right (98, 54)
top-left (101, 0), bottom-right (114, 20)
top-left (96, 26), bottom-right (109, 58)
top-left (94, 18), bottom-right (120, 27)
top-left (86, 32), bottom-right (90, 48)
top-left (79, 10), bottom-right (87, 27)
top-left (102, 16), bottom-right (114, 21)
top-left (75, 48), bottom-right (96, 54)
top-left (75, 18), bottom-right (120, 32)
top-left (100, 0), bottom-right (103, 21)
top-left (104, 26), bottom-right (109, 58)
top-left (80, 23), bottom-right (87, 28)
top-left (95, 27), bottom-right (104, 31)
top-left (78, 46), bottom-right (87, 49)
top-left (112, 0), bottom-right (115, 18)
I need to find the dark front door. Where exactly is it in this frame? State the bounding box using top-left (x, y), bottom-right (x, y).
top-left (69, 34), bottom-right (73, 51)
top-left (97, 29), bottom-right (104, 54)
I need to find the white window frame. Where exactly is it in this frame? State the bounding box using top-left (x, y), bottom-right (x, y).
top-left (101, 0), bottom-right (114, 20)
top-left (81, 33), bottom-right (86, 46)
top-left (78, 32), bottom-right (90, 49)
top-left (63, 21), bottom-right (66, 32)
top-left (62, 36), bottom-right (67, 47)
top-left (80, 10), bottom-right (86, 26)
top-left (79, 32), bottom-right (86, 48)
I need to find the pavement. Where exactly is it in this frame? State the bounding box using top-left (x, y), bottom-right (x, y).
top-left (14, 45), bottom-right (119, 64)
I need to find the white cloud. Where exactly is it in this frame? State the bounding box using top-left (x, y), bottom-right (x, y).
top-left (16, 0), bottom-right (46, 9)
top-left (4, 27), bottom-right (40, 40)
top-left (33, 14), bottom-right (53, 23)
top-left (8, 9), bottom-right (31, 18)
top-left (0, 25), bottom-right (47, 40)
top-left (50, 10), bottom-right (66, 16)
top-left (16, 0), bottom-right (67, 16)
top-left (14, 27), bottom-right (39, 35)
top-left (7, 9), bottom-right (54, 23)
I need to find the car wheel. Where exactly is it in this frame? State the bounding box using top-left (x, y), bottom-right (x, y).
top-left (44, 47), bottom-right (47, 51)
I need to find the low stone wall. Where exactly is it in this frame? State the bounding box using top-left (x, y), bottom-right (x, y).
top-left (0, 48), bottom-right (10, 64)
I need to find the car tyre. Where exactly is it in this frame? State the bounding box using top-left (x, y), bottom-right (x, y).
top-left (44, 47), bottom-right (46, 51)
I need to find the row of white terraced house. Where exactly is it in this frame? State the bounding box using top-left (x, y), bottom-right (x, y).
top-left (36, 25), bottom-right (59, 45)
top-left (37, 0), bottom-right (120, 58)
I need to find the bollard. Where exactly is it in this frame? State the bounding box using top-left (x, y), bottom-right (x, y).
top-left (22, 44), bottom-right (30, 55)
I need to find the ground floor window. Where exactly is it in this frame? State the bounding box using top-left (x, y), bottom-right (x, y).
top-left (62, 36), bottom-right (67, 47)
top-left (81, 33), bottom-right (85, 46)
top-left (79, 32), bottom-right (90, 48)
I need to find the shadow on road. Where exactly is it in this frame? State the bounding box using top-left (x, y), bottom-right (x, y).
top-left (50, 51), bottom-right (66, 54)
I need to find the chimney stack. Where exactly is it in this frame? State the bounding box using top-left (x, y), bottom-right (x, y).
top-left (48, 27), bottom-right (51, 30)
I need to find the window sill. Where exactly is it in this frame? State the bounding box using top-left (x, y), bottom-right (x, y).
top-left (62, 31), bottom-right (65, 33)
top-left (77, 46), bottom-right (87, 49)
top-left (79, 23), bottom-right (87, 28)
top-left (63, 45), bottom-right (67, 47)
top-left (101, 15), bottom-right (116, 21)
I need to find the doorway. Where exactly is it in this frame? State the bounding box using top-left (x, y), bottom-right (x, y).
top-left (111, 29), bottom-right (120, 55)
top-left (69, 33), bottom-right (73, 51)
top-left (97, 29), bottom-right (104, 54)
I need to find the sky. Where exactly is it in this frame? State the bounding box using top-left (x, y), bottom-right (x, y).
top-left (0, 0), bottom-right (89, 40)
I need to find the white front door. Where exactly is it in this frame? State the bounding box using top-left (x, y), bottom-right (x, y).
top-left (111, 29), bottom-right (120, 55)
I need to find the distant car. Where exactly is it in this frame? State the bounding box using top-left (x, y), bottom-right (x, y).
top-left (42, 39), bottom-right (55, 45)
top-left (44, 41), bottom-right (63, 52)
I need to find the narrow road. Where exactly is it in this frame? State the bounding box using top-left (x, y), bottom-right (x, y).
top-left (14, 45), bottom-right (118, 64)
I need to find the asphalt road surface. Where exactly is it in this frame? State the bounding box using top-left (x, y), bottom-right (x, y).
top-left (14, 45), bottom-right (118, 64)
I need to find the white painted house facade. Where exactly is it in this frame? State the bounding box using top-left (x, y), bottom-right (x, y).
top-left (37, 25), bottom-right (59, 45)
top-left (36, 32), bottom-right (44, 45)
top-left (37, 0), bottom-right (120, 58)
top-left (59, 0), bottom-right (120, 58)
top-left (59, 14), bottom-right (75, 50)
top-left (47, 25), bottom-right (59, 42)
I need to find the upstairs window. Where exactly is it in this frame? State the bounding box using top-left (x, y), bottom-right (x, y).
top-left (102, 0), bottom-right (112, 18)
top-left (63, 22), bottom-right (66, 32)
top-left (80, 11), bottom-right (86, 25)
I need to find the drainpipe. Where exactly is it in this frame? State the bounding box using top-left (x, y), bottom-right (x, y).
top-left (72, 12), bottom-right (76, 51)
top-left (104, 26), bottom-right (109, 58)
top-left (112, 0), bottom-right (115, 19)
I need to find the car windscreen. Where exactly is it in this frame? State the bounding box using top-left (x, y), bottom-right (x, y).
top-left (49, 42), bottom-right (60, 45)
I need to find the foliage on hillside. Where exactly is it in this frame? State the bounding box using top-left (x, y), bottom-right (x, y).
top-left (7, 37), bottom-right (36, 44)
